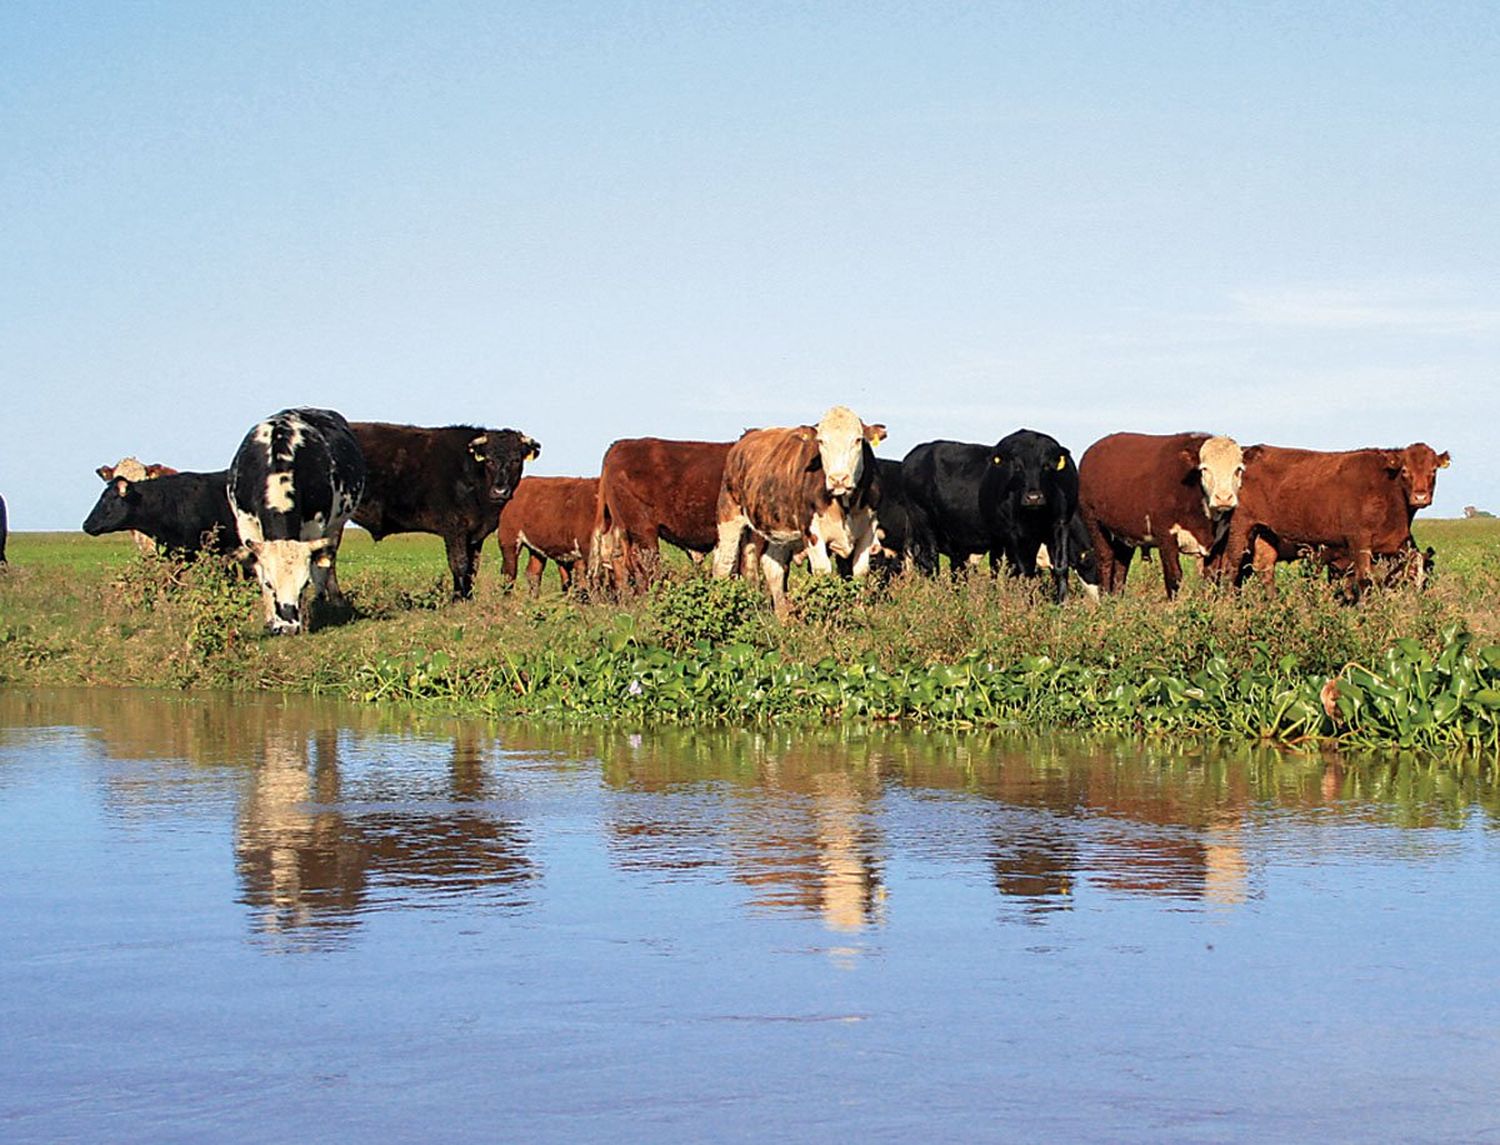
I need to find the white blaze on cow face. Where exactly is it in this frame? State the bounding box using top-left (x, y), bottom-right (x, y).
top-left (815, 406), bottom-right (880, 498)
top-left (1195, 436), bottom-right (1245, 518)
top-left (246, 537), bottom-right (332, 635)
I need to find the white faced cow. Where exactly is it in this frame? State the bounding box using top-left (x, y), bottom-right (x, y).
top-left (711, 405), bottom-right (885, 619)
top-left (229, 408), bottom-right (366, 635)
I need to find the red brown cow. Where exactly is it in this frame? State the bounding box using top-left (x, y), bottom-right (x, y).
top-left (497, 476), bottom-right (599, 595)
top-left (1253, 443), bottom-right (1448, 590)
top-left (96, 457), bottom-right (181, 555)
top-left (588, 438), bottom-right (734, 594)
top-left (1078, 433), bottom-right (1246, 598)
top-left (1221, 444), bottom-right (1442, 599)
top-left (712, 406), bottom-right (885, 619)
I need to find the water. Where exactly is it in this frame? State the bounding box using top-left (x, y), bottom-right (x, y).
top-left (3, 688), bottom-right (1499, 1143)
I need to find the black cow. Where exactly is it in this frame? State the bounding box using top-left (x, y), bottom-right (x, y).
top-left (834, 457), bottom-right (914, 581)
top-left (903, 429), bottom-right (1082, 603)
top-left (82, 470), bottom-right (239, 556)
top-left (0, 493), bottom-right (7, 565)
top-left (230, 407), bottom-right (366, 635)
top-left (350, 422), bottom-right (541, 600)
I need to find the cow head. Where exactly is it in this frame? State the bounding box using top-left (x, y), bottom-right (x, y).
top-left (98, 457), bottom-right (175, 483)
top-left (1393, 443), bottom-right (1449, 510)
top-left (810, 407), bottom-right (884, 498)
top-left (468, 430), bottom-right (542, 506)
top-left (1183, 435), bottom-right (1246, 519)
top-left (245, 536), bottom-right (334, 635)
top-left (82, 477), bottom-right (138, 535)
top-left (993, 430), bottom-right (1073, 510)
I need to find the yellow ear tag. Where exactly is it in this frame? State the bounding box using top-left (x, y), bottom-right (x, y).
top-left (1056, 456), bottom-right (1067, 471)
top-left (992, 456), bottom-right (1003, 465)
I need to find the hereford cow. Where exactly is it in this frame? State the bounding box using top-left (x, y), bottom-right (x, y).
top-left (1248, 443), bottom-right (1449, 591)
top-left (1219, 444), bottom-right (1439, 600)
top-left (498, 476), bottom-right (599, 595)
top-left (229, 408), bottom-right (366, 635)
top-left (96, 458), bottom-right (181, 554)
top-left (589, 438), bottom-right (734, 594)
top-left (711, 407), bottom-right (884, 618)
top-left (350, 422), bottom-right (540, 601)
top-left (83, 469), bottom-right (239, 556)
top-left (1077, 432), bottom-right (1246, 598)
top-left (903, 429), bottom-right (1082, 603)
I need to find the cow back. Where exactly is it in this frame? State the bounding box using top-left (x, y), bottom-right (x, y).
top-left (598, 438), bottom-right (733, 552)
top-left (230, 408), bottom-right (366, 542)
top-left (500, 476), bottom-right (599, 559)
top-left (1234, 445), bottom-right (1410, 552)
top-left (1078, 431), bottom-right (1212, 545)
top-left (722, 426), bottom-right (828, 543)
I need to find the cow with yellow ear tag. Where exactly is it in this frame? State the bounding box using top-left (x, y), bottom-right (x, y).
top-left (902, 428), bottom-right (1085, 604)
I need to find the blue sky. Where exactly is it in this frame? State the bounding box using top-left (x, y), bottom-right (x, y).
top-left (3, 1), bottom-right (1496, 528)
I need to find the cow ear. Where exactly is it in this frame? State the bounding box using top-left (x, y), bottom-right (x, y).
top-left (1438, 451), bottom-right (1451, 469)
top-left (523, 436), bottom-right (541, 461)
top-left (97, 465), bottom-right (113, 482)
top-left (468, 434), bottom-right (489, 461)
top-left (1178, 447), bottom-right (1201, 473)
top-left (1240, 445), bottom-right (1264, 466)
top-left (863, 423), bottom-right (887, 446)
top-left (1382, 450), bottom-right (1404, 475)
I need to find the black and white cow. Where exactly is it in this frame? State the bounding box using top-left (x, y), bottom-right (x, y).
top-left (82, 469), bottom-right (239, 555)
top-left (229, 408), bottom-right (366, 635)
top-left (903, 428), bottom-right (1085, 604)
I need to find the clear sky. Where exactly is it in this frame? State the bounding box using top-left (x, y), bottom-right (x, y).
top-left (3, 1), bottom-right (1496, 528)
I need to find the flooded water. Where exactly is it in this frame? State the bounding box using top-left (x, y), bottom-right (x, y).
top-left (3, 689), bottom-right (1499, 1143)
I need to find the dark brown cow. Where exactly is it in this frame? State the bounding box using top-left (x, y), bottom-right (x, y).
top-left (589, 438), bottom-right (734, 593)
top-left (1242, 442), bottom-right (1449, 592)
top-left (497, 476), bottom-right (599, 594)
top-left (1078, 432), bottom-right (1246, 598)
top-left (712, 406), bottom-right (884, 618)
top-left (351, 422), bottom-right (541, 600)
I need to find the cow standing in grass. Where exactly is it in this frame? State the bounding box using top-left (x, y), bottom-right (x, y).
top-left (96, 458), bottom-right (180, 554)
top-left (712, 406), bottom-right (885, 619)
top-left (903, 429), bottom-right (1083, 604)
top-left (1077, 432), bottom-right (1247, 599)
top-left (498, 476), bottom-right (599, 595)
top-left (230, 408), bottom-right (366, 635)
top-left (82, 469), bottom-right (239, 557)
top-left (350, 422), bottom-right (540, 600)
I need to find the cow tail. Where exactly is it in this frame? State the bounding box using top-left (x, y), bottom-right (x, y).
top-left (587, 478), bottom-right (611, 589)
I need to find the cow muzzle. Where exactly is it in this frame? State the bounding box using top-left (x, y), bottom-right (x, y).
top-left (269, 602), bottom-right (302, 636)
top-left (1021, 491), bottom-right (1046, 508)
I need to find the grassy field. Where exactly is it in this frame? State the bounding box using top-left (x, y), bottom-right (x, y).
top-left (2, 520), bottom-right (1498, 750)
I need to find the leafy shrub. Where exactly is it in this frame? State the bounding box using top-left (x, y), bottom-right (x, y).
top-left (647, 575), bottom-right (765, 650)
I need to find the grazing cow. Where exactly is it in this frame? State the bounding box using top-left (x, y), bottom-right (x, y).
top-left (82, 469), bottom-right (239, 556)
top-left (903, 429), bottom-right (1082, 603)
top-left (1078, 432), bottom-right (1246, 598)
top-left (589, 438), bottom-right (735, 593)
top-left (711, 406), bottom-right (885, 618)
top-left (96, 458), bottom-right (182, 554)
top-left (0, 493), bottom-right (7, 565)
top-left (229, 408), bottom-right (366, 635)
top-left (1219, 444), bottom-right (1439, 599)
top-left (498, 476), bottom-right (599, 594)
top-left (350, 422), bottom-right (540, 601)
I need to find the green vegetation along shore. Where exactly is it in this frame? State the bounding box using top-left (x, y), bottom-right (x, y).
top-left (2, 520), bottom-right (1498, 755)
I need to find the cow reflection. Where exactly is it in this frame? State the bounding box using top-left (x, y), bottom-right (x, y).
top-left (236, 728), bottom-right (536, 945)
top-left (600, 731), bottom-right (887, 933)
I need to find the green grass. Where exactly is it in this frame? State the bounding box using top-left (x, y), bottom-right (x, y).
top-left (2, 520), bottom-right (1498, 753)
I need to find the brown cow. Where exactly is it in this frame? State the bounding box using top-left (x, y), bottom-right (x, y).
top-left (1078, 432), bottom-right (1246, 598)
top-left (96, 457), bottom-right (181, 555)
top-left (588, 438), bottom-right (734, 594)
top-left (497, 476), bottom-right (599, 595)
top-left (1244, 442), bottom-right (1448, 592)
top-left (1221, 444), bottom-right (1443, 599)
top-left (712, 406), bottom-right (885, 619)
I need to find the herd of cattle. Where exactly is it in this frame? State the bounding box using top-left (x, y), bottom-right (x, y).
top-left (35, 403), bottom-right (1449, 633)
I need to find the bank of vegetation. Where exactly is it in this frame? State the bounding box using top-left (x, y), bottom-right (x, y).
top-left (2, 521), bottom-right (1498, 755)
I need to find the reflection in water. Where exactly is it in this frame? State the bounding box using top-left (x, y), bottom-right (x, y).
top-left (5, 689), bottom-right (1500, 946)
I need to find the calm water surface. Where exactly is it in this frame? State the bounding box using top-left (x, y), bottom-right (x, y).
top-left (3, 687), bottom-right (1499, 1143)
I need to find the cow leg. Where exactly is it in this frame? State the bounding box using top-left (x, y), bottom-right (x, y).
top-left (446, 534), bottom-right (479, 600)
top-left (1350, 543), bottom-right (1375, 602)
top-left (558, 561), bottom-right (576, 594)
top-left (321, 521), bottom-right (349, 603)
top-left (712, 511), bottom-right (749, 579)
top-left (1250, 534), bottom-right (1279, 590)
top-left (847, 514), bottom-right (878, 580)
top-left (525, 550), bottom-right (546, 595)
top-left (500, 537), bottom-right (520, 587)
top-left (761, 543), bottom-right (793, 619)
top-left (1049, 518), bottom-right (1070, 604)
top-left (1159, 534), bottom-right (1186, 600)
